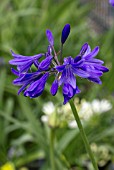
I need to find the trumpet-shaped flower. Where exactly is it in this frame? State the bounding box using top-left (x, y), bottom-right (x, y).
top-left (9, 50), bottom-right (43, 73)
top-left (24, 73), bottom-right (49, 98)
top-left (12, 68), bottom-right (42, 95)
top-left (54, 55), bottom-right (103, 104)
top-left (12, 68), bottom-right (49, 97)
top-left (76, 43), bottom-right (109, 84)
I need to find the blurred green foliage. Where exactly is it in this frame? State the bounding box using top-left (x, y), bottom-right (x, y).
top-left (0, 0), bottom-right (114, 170)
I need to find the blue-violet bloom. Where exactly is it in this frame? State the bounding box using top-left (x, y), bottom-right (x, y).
top-left (9, 50), bottom-right (43, 73)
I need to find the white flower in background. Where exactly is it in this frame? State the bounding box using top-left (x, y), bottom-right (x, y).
top-left (41, 115), bottom-right (48, 123)
top-left (78, 100), bottom-right (93, 120)
top-left (42, 101), bottom-right (60, 128)
top-left (79, 99), bottom-right (112, 121)
top-left (41, 101), bottom-right (55, 123)
top-left (68, 120), bottom-right (77, 129)
top-left (91, 99), bottom-right (112, 114)
top-left (42, 101), bottom-right (55, 115)
top-left (41, 99), bottom-right (112, 127)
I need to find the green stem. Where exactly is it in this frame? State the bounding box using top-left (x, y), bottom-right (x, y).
top-left (69, 99), bottom-right (99, 170)
top-left (50, 128), bottom-right (55, 170)
top-left (60, 44), bottom-right (63, 64)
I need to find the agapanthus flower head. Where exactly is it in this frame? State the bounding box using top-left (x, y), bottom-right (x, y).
top-left (109, 0), bottom-right (114, 6)
top-left (9, 24), bottom-right (109, 104)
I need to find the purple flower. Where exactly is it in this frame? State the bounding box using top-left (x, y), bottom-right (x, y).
top-left (63, 83), bottom-right (80, 104)
top-left (12, 69), bottom-right (42, 94)
top-left (61, 24), bottom-right (70, 44)
top-left (77, 43), bottom-right (109, 84)
top-left (52, 42), bottom-right (108, 104)
top-left (54, 56), bottom-right (89, 104)
top-left (24, 73), bottom-right (49, 98)
top-left (109, 0), bottom-right (114, 6)
top-left (56, 56), bottom-right (89, 84)
top-left (9, 50), bottom-right (43, 73)
top-left (12, 67), bottom-right (49, 97)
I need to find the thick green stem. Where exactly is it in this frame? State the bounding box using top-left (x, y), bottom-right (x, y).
top-left (69, 99), bottom-right (99, 170)
top-left (50, 128), bottom-right (55, 170)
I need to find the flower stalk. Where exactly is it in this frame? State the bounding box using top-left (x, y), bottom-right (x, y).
top-left (60, 44), bottom-right (63, 64)
top-left (69, 99), bottom-right (99, 170)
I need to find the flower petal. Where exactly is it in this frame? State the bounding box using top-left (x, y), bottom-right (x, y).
top-left (81, 65), bottom-right (103, 77)
top-left (56, 65), bottom-right (65, 72)
top-left (94, 65), bottom-right (109, 72)
top-left (74, 56), bottom-right (81, 63)
top-left (67, 71), bottom-right (76, 89)
top-left (72, 68), bottom-right (89, 78)
top-left (84, 59), bottom-right (104, 65)
top-left (10, 50), bottom-right (43, 62)
top-left (18, 83), bottom-right (29, 95)
top-left (59, 66), bottom-right (76, 89)
top-left (63, 56), bottom-right (73, 65)
top-left (39, 55), bottom-right (53, 71)
top-left (80, 43), bottom-right (91, 57)
top-left (13, 71), bottom-right (41, 86)
top-left (72, 59), bottom-right (84, 67)
top-left (63, 84), bottom-right (73, 104)
top-left (76, 86), bottom-right (81, 94)
top-left (24, 73), bottom-right (49, 98)
top-left (11, 68), bottom-right (19, 76)
top-left (58, 70), bottom-right (66, 86)
top-left (17, 61), bottom-right (32, 73)
top-left (88, 77), bottom-right (102, 84)
top-left (80, 43), bottom-right (88, 56)
top-left (50, 79), bottom-right (58, 96)
top-left (84, 46), bottom-right (99, 60)
top-left (62, 83), bottom-right (80, 105)
top-left (46, 30), bottom-right (54, 46)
